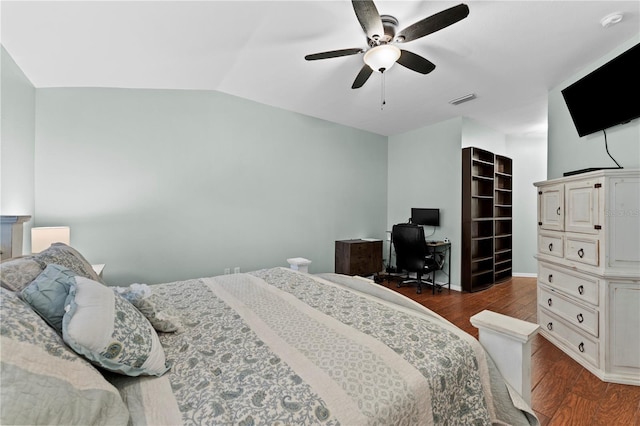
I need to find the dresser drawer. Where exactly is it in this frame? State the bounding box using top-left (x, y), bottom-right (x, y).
top-left (565, 236), bottom-right (599, 266)
top-left (539, 308), bottom-right (599, 368)
top-left (539, 284), bottom-right (599, 337)
top-left (538, 232), bottom-right (563, 258)
top-left (538, 262), bottom-right (599, 306)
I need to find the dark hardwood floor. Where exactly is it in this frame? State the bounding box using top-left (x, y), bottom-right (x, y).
top-left (377, 275), bottom-right (640, 426)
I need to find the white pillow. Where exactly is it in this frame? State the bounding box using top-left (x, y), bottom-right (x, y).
top-left (62, 276), bottom-right (170, 376)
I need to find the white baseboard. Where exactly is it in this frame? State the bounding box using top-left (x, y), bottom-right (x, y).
top-left (512, 272), bottom-right (537, 278)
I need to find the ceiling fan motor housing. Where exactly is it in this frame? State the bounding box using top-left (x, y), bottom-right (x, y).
top-left (371, 14), bottom-right (399, 45)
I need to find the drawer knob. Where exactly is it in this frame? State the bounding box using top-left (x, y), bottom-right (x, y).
top-left (547, 298), bottom-right (553, 307)
top-left (556, 207), bottom-right (561, 216)
top-left (578, 248), bottom-right (584, 258)
top-left (577, 313), bottom-right (584, 323)
top-left (578, 285), bottom-right (584, 295)
top-left (578, 342), bottom-right (585, 353)
top-left (548, 274), bottom-right (553, 283)
top-left (547, 322), bottom-right (553, 331)
top-left (548, 243), bottom-right (553, 252)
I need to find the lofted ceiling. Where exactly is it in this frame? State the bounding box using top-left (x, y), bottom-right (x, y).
top-left (1, 1), bottom-right (639, 136)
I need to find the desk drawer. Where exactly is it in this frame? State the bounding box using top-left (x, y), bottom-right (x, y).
top-left (538, 262), bottom-right (599, 306)
top-left (539, 284), bottom-right (598, 337)
top-left (538, 232), bottom-right (563, 258)
top-left (539, 308), bottom-right (599, 368)
top-left (565, 236), bottom-right (599, 266)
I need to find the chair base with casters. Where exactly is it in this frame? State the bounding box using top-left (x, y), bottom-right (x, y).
top-left (396, 262), bottom-right (441, 294)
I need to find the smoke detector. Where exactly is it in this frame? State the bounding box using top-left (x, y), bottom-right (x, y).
top-left (601, 12), bottom-right (623, 28)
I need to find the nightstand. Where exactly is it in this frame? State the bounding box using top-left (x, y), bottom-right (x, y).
top-left (335, 239), bottom-right (383, 276)
top-left (92, 264), bottom-right (105, 278)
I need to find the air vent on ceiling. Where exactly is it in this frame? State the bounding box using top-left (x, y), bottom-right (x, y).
top-left (449, 93), bottom-right (477, 105)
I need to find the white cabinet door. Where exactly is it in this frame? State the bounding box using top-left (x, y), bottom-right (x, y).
top-left (538, 184), bottom-right (564, 231)
top-left (607, 176), bottom-right (640, 270)
top-left (565, 178), bottom-right (602, 234)
top-left (608, 282), bottom-right (640, 373)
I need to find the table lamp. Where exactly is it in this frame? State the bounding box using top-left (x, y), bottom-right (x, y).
top-left (31, 226), bottom-right (70, 253)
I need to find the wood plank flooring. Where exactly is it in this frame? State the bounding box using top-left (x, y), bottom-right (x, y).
top-left (376, 275), bottom-right (640, 425)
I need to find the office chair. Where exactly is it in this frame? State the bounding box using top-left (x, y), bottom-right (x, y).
top-left (392, 223), bottom-right (441, 294)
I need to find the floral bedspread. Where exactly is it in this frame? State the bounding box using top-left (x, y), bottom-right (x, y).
top-left (149, 268), bottom-right (534, 425)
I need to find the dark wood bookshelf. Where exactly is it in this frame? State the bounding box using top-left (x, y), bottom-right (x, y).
top-left (461, 147), bottom-right (513, 291)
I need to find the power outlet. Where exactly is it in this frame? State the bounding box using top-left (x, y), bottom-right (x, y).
top-left (234, 267), bottom-right (240, 274)
top-left (224, 268), bottom-right (230, 275)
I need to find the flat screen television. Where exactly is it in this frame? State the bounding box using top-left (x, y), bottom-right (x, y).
top-left (411, 208), bottom-right (440, 227)
top-left (561, 43), bottom-right (640, 137)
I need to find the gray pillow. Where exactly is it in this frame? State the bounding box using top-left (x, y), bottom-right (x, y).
top-left (0, 257), bottom-right (43, 291)
top-left (33, 243), bottom-right (104, 284)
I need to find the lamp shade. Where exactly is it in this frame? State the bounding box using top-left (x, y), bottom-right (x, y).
top-left (31, 227), bottom-right (70, 253)
top-left (363, 44), bottom-right (401, 73)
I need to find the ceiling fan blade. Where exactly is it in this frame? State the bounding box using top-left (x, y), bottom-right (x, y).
top-left (305, 48), bottom-right (363, 61)
top-left (352, 0), bottom-right (384, 40)
top-left (396, 4), bottom-right (469, 43)
top-left (352, 65), bottom-right (373, 89)
top-left (396, 50), bottom-right (436, 74)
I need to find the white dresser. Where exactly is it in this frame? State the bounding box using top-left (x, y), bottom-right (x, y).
top-left (534, 169), bottom-right (640, 385)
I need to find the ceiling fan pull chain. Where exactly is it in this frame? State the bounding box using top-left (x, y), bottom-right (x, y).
top-left (381, 71), bottom-right (386, 110)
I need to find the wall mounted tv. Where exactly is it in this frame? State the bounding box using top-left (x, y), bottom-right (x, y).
top-left (561, 43), bottom-right (640, 137)
top-left (411, 208), bottom-right (440, 227)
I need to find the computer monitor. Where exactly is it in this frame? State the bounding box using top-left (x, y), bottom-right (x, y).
top-left (411, 208), bottom-right (440, 227)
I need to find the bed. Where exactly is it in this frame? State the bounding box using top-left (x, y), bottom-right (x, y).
top-left (0, 243), bottom-right (539, 425)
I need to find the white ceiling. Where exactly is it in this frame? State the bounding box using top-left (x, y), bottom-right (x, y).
top-left (2, 1), bottom-right (639, 136)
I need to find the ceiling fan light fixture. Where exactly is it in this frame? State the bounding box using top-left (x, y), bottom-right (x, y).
top-left (364, 44), bottom-right (401, 73)
top-left (600, 12), bottom-right (623, 28)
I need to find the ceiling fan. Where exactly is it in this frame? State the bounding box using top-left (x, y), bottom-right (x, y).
top-left (305, 1), bottom-right (469, 89)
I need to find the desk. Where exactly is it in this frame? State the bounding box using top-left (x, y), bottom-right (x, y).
top-left (426, 241), bottom-right (451, 291)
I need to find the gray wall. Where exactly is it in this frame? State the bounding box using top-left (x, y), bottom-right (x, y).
top-left (1, 46), bottom-right (36, 252)
top-left (507, 133), bottom-right (547, 275)
top-left (462, 118), bottom-right (506, 153)
top-left (387, 117), bottom-right (463, 289)
top-left (34, 88), bottom-right (388, 285)
top-left (548, 35), bottom-right (640, 179)
top-left (462, 118), bottom-right (546, 276)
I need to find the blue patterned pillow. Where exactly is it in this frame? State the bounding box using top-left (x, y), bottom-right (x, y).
top-left (62, 276), bottom-right (170, 376)
top-left (20, 264), bottom-right (76, 332)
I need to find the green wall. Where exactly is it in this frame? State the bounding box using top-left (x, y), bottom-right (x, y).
top-left (506, 133), bottom-right (547, 276)
top-left (387, 117), bottom-right (463, 289)
top-left (34, 88), bottom-right (388, 285)
top-left (548, 35), bottom-right (640, 179)
top-left (1, 46), bottom-right (36, 252)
